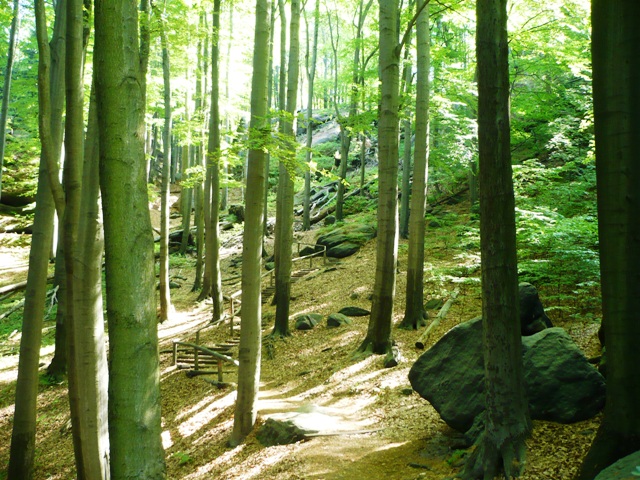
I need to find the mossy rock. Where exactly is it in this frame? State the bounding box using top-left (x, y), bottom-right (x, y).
top-left (338, 306), bottom-right (370, 317)
top-left (295, 313), bottom-right (323, 331)
top-left (316, 223), bottom-right (376, 258)
top-left (327, 313), bottom-right (352, 328)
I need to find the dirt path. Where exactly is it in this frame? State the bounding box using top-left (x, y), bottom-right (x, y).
top-left (0, 202), bottom-right (601, 479)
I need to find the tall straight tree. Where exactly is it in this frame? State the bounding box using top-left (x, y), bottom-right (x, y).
top-left (203, 0), bottom-right (224, 321)
top-left (399, 0), bottom-right (430, 330)
top-left (357, 0), bottom-right (400, 358)
top-left (0, 0), bottom-right (19, 201)
top-left (576, 2), bottom-right (640, 478)
top-left (158, 7), bottom-right (173, 322)
top-left (230, 0), bottom-right (271, 446)
top-left (94, 0), bottom-right (165, 477)
top-left (463, 0), bottom-right (531, 477)
top-left (272, 0), bottom-right (300, 337)
top-left (8, 2), bottom-right (66, 477)
top-left (302, 0), bottom-right (320, 231)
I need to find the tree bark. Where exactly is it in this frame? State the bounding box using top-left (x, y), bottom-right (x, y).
top-left (302, 0), bottom-right (320, 231)
top-left (272, 0), bottom-right (300, 337)
top-left (71, 81), bottom-right (110, 480)
top-left (0, 0), bottom-right (20, 201)
top-left (357, 0), bottom-right (400, 357)
top-left (463, 0), bottom-right (531, 477)
top-left (159, 10), bottom-right (173, 322)
top-left (8, 2), bottom-right (65, 477)
top-left (399, 20), bottom-right (413, 240)
top-left (206, 0), bottom-right (224, 321)
top-left (399, 0), bottom-right (430, 330)
top-left (576, 2), bottom-right (640, 477)
top-left (94, 0), bottom-right (165, 476)
top-left (230, 0), bottom-right (270, 446)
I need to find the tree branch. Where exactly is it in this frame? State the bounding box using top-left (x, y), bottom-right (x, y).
top-left (396, 0), bottom-right (432, 56)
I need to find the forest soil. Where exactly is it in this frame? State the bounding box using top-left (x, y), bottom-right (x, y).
top-left (0, 199), bottom-right (603, 479)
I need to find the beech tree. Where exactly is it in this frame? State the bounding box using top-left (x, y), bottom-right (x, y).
top-left (462, 0), bottom-right (531, 476)
top-left (357, 0), bottom-right (400, 358)
top-left (230, 0), bottom-right (270, 446)
top-left (399, 0), bottom-right (430, 330)
top-left (94, 0), bottom-right (165, 476)
top-left (8, 2), bottom-right (65, 477)
top-left (272, 0), bottom-right (300, 337)
top-left (576, 2), bottom-right (640, 477)
top-left (302, 0), bottom-right (320, 231)
top-left (0, 0), bottom-right (19, 201)
top-left (202, 0), bottom-right (224, 321)
top-left (158, 5), bottom-right (173, 322)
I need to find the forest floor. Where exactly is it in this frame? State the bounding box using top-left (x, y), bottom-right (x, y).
top-left (0, 196), bottom-right (604, 479)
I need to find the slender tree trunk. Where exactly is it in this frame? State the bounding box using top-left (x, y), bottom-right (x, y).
top-left (271, 0), bottom-right (286, 295)
top-left (463, 0), bottom-right (531, 477)
top-left (192, 13), bottom-right (206, 291)
top-left (230, 0), bottom-right (270, 446)
top-left (357, 0), bottom-right (400, 358)
top-left (94, 0), bottom-right (165, 476)
top-left (302, 0), bottom-right (320, 231)
top-left (62, 0), bottom-right (92, 474)
top-left (45, 0), bottom-right (69, 380)
top-left (221, 1), bottom-right (234, 212)
top-left (576, 2), bottom-right (640, 477)
top-left (159, 13), bottom-right (173, 322)
top-left (262, 0), bottom-right (276, 246)
top-left (71, 82), bottom-right (110, 480)
top-left (0, 0), bottom-right (20, 201)
top-left (399, 0), bottom-right (430, 330)
top-left (272, 0), bottom-right (300, 337)
top-left (179, 144), bottom-right (192, 254)
top-left (399, 51), bottom-right (412, 240)
top-left (207, 0), bottom-right (224, 321)
top-left (8, 2), bottom-right (65, 477)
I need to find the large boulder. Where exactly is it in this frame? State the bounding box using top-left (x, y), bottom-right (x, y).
top-left (408, 317), bottom-right (485, 433)
top-left (522, 328), bottom-right (605, 423)
top-left (519, 282), bottom-right (553, 335)
top-left (316, 224), bottom-right (376, 258)
top-left (409, 319), bottom-right (605, 435)
top-left (594, 451), bottom-right (640, 480)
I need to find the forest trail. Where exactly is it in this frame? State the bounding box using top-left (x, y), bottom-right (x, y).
top-left (0, 199), bottom-right (602, 479)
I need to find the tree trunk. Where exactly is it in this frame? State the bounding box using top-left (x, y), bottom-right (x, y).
top-left (399, 0), bottom-right (430, 331)
top-left (229, 0), bottom-right (270, 446)
top-left (159, 12), bottom-right (173, 322)
top-left (192, 13), bottom-right (206, 292)
top-left (45, 0), bottom-right (69, 381)
top-left (94, 0), bottom-right (165, 476)
top-left (71, 81), bottom-right (110, 480)
top-left (399, 49), bottom-right (413, 240)
top-left (207, 0), bottom-right (224, 322)
top-left (357, 0), bottom-right (400, 357)
top-left (463, 0), bottom-right (531, 477)
top-left (576, 2), bottom-right (640, 478)
top-left (0, 0), bottom-right (20, 201)
top-left (302, 0), bottom-right (320, 231)
top-left (272, 0), bottom-right (300, 337)
top-left (8, 2), bottom-right (65, 477)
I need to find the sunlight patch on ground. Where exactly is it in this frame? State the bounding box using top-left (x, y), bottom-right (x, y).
top-left (222, 445), bottom-right (291, 480)
top-left (161, 429), bottom-right (173, 449)
top-left (192, 418), bottom-right (233, 447)
top-left (178, 391), bottom-right (236, 438)
top-left (183, 440), bottom-right (244, 479)
top-left (158, 310), bottom-right (209, 341)
top-left (0, 346), bottom-right (54, 383)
